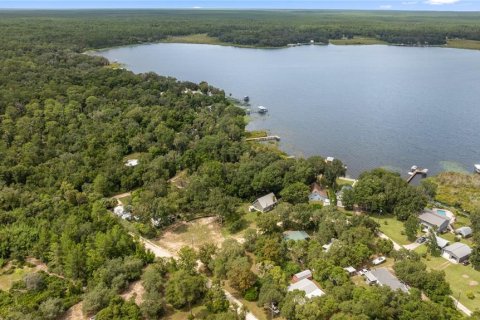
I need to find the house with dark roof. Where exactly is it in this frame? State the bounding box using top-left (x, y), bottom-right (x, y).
top-left (250, 193), bottom-right (277, 213)
top-left (418, 209), bottom-right (450, 233)
top-left (442, 242), bottom-right (472, 263)
top-left (283, 230), bottom-right (310, 241)
top-left (455, 226), bottom-right (473, 238)
top-left (364, 268), bottom-right (408, 293)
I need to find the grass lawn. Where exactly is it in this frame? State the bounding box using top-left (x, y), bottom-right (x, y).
top-left (118, 195), bottom-right (132, 205)
top-left (447, 39), bottom-right (480, 51)
top-left (165, 304), bottom-right (209, 320)
top-left (330, 37), bottom-right (386, 45)
top-left (0, 266), bottom-right (34, 291)
top-left (336, 177), bottom-right (356, 186)
top-left (424, 255), bottom-right (480, 312)
top-left (162, 33), bottom-right (224, 45)
top-left (370, 215), bottom-right (412, 246)
top-left (245, 130), bottom-right (268, 139)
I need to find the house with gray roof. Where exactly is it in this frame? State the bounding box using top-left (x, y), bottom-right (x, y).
top-left (455, 226), bottom-right (473, 238)
top-left (364, 268), bottom-right (409, 293)
top-left (287, 278), bottom-right (325, 298)
top-left (292, 270), bottom-right (312, 283)
top-left (435, 235), bottom-right (450, 249)
top-left (418, 209), bottom-right (450, 233)
top-left (442, 242), bottom-right (472, 263)
top-left (251, 193), bottom-right (277, 213)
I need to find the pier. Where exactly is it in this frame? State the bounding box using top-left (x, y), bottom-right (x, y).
top-left (406, 166), bottom-right (428, 183)
top-left (246, 135), bottom-right (280, 142)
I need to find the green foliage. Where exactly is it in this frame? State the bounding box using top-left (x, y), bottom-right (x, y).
top-left (244, 287), bottom-right (259, 301)
top-left (404, 215), bottom-right (419, 242)
top-left (205, 283), bottom-right (230, 313)
top-left (96, 297), bottom-right (142, 320)
top-left (280, 182), bottom-right (310, 204)
top-left (165, 270), bottom-right (206, 309)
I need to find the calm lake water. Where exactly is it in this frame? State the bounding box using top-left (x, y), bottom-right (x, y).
top-left (95, 43), bottom-right (480, 178)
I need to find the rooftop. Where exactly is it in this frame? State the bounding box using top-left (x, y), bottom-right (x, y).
top-left (254, 193), bottom-right (277, 209)
top-left (456, 226), bottom-right (473, 237)
top-left (443, 242), bottom-right (472, 259)
top-left (370, 268), bottom-right (409, 293)
top-left (288, 278), bottom-right (325, 298)
top-left (294, 269), bottom-right (312, 279)
top-left (419, 210), bottom-right (450, 228)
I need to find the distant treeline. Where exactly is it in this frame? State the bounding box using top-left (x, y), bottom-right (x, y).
top-left (1, 10), bottom-right (480, 49)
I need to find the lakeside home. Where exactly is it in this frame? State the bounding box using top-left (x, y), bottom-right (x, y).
top-left (418, 209), bottom-right (450, 233)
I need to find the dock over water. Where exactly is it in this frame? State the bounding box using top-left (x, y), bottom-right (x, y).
top-left (406, 167), bottom-right (428, 183)
top-left (246, 135), bottom-right (280, 142)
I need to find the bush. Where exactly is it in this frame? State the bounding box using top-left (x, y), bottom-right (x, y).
top-left (467, 292), bottom-right (475, 300)
top-left (244, 287), bottom-right (258, 301)
top-left (228, 219), bottom-right (246, 234)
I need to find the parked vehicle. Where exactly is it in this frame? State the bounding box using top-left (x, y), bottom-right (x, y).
top-left (372, 256), bottom-right (386, 265)
top-left (416, 236), bottom-right (427, 244)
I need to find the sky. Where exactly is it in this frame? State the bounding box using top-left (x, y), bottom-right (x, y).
top-left (1, 0), bottom-right (480, 11)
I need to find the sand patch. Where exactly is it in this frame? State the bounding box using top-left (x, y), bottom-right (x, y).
top-left (469, 280), bottom-right (479, 286)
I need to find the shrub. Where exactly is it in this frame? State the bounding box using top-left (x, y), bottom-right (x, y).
top-left (244, 287), bottom-right (258, 301)
top-left (467, 292), bottom-right (475, 300)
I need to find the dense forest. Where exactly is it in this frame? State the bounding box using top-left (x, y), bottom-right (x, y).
top-left (1, 10), bottom-right (480, 49)
top-left (1, 9), bottom-right (480, 320)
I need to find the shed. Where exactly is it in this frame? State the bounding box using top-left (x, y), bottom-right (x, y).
top-left (292, 270), bottom-right (313, 283)
top-left (455, 226), bottom-right (473, 238)
top-left (442, 242), bottom-right (472, 263)
top-left (251, 193), bottom-right (277, 213)
top-left (418, 210), bottom-right (450, 233)
top-left (435, 236), bottom-right (450, 249)
top-left (343, 266), bottom-right (356, 276)
top-left (287, 279), bottom-right (325, 298)
top-left (284, 231), bottom-right (310, 241)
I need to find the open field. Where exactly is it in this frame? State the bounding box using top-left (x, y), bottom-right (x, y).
top-left (0, 265), bottom-right (34, 291)
top-left (424, 255), bottom-right (480, 312)
top-left (330, 37), bottom-right (386, 45)
top-left (371, 215), bottom-right (412, 245)
top-left (162, 33), bottom-right (224, 45)
top-left (433, 172), bottom-right (480, 213)
top-left (447, 39), bottom-right (480, 51)
top-left (154, 217), bottom-right (230, 254)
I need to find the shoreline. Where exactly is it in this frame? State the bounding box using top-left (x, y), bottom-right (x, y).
top-left (83, 34), bottom-right (480, 54)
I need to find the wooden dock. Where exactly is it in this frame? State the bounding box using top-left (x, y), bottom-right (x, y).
top-left (406, 167), bottom-right (428, 183)
top-left (246, 135), bottom-right (280, 142)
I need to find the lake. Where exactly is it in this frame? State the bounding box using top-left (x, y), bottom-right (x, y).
top-left (95, 43), bottom-right (480, 178)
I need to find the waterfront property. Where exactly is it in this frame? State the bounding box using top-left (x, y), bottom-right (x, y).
top-left (442, 242), bottom-right (472, 263)
top-left (309, 182), bottom-right (330, 205)
top-left (287, 278), bottom-right (325, 298)
top-left (250, 193), bottom-right (278, 213)
top-left (418, 209), bottom-right (450, 233)
top-left (283, 230), bottom-right (310, 241)
top-left (364, 268), bottom-right (409, 293)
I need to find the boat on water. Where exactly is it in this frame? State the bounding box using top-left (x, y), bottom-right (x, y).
top-left (475, 164), bottom-right (480, 173)
top-left (257, 106), bottom-right (268, 114)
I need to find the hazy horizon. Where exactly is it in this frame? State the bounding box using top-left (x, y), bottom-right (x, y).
top-left (2, 0), bottom-right (480, 11)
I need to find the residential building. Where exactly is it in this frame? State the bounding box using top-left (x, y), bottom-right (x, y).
top-left (250, 193), bottom-right (277, 213)
top-left (292, 270), bottom-right (313, 283)
top-left (442, 242), bottom-right (472, 263)
top-left (455, 226), bottom-right (473, 238)
top-left (418, 209), bottom-right (450, 233)
top-left (364, 268), bottom-right (409, 293)
top-left (287, 278), bottom-right (325, 298)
